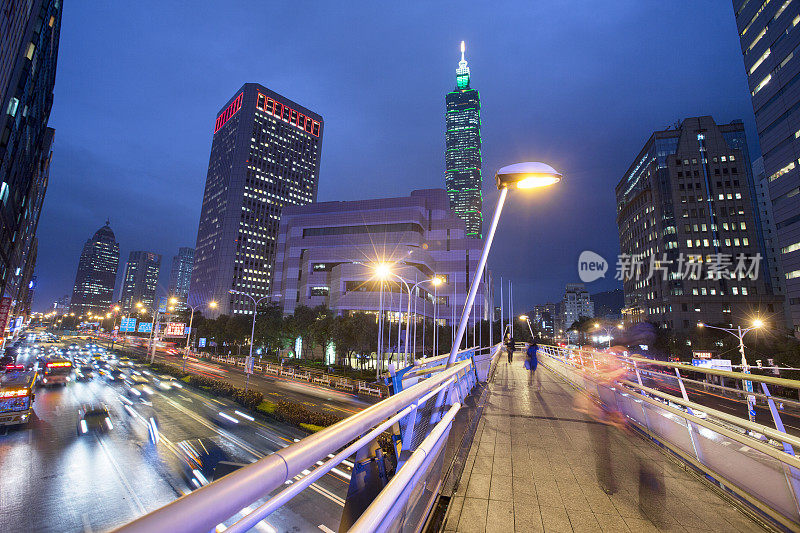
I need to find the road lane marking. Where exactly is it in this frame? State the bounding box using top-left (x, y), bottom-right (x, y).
top-left (98, 438), bottom-right (147, 514)
top-left (318, 525), bottom-right (335, 533)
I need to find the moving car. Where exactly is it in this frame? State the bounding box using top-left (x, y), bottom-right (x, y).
top-left (175, 438), bottom-right (230, 489)
top-left (77, 404), bottom-right (113, 435)
top-left (124, 375), bottom-right (153, 400)
top-left (75, 365), bottom-right (94, 382)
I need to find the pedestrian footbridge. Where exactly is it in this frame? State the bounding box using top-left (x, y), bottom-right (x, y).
top-left (116, 344), bottom-right (800, 532)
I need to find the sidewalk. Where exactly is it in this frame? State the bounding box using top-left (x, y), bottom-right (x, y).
top-left (443, 350), bottom-right (764, 532)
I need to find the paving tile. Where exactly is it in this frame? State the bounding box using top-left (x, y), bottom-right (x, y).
top-left (513, 500), bottom-right (544, 532)
top-left (566, 510), bottom-right (603, 533)
top-left (539, 504), bottom-right (574, 532)
top-left (472, 455), bottom-right (493, 474)
top-left (594, 512), bottom-right (631, 532)
top-left (458, 497), bottom-right (488, 533)
top-left (489, 474), bottom-right (513, 501)
top-left (485, 500), bottom-right (514, 533)
top-left (465, 472), bottom-right (491, 500)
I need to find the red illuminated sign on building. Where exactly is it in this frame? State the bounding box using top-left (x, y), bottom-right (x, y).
top-left (0, 296), bottom-right (11, 333)
top-left (213, 92), bottom-right (244, 134)
top-left (256, 92), bottom-right (320, 138)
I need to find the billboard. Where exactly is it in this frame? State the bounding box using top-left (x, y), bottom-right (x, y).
top-left (164, 322), bottom-right (186, 337)
top-left (137, 322), bottom-right (153, 333)
top-left (692, 351), bottom-right (714, 360)
top-left (158, 297), bottom-right (168, 313)
top-left (0, 297), bottom-right (11, 332)
top-left (198, 338), bottom-right (206, 348)
top-left (12, 316), bottom-right (23, 332)
top-left (119, 317), bottom-right (137, 332)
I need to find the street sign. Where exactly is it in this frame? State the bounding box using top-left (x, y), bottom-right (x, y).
top-left (164, 322), bottom-right (186, 337)
top-left (198, 338), bottom-right (206, 348)
top-left (138, 322), bottom-right (153, 333)
top-left (158, 297), bottom-right (168, 313)
top-left (12, 316), bottom-right (22, 332)
top-left (119, 317), bottom-right (137, 332)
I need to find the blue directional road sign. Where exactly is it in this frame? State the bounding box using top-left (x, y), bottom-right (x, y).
top-left (198, 338), bottom-right (206, 348)
top-left (120, 317), bottom-right (137, 332)
top-left (138, 322), bottom-right (153, 333)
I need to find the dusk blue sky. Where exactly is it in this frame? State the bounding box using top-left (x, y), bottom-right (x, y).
top-left (35, 1), bottom-right (756, 312)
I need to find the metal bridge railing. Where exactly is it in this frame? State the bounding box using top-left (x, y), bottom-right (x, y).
top-left (115, 346), bottom-right (502, 533)
top-left (537, 344), bottom-right (800, 532)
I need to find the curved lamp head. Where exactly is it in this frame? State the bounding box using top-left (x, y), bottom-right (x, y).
top-left (519, 315), bottom-right (528, 321)
top-left (495, 162), bottom-right (562, 190)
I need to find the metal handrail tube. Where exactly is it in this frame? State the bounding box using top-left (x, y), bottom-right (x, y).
top-left (542, 350), bottom-right (800, 468)
top-left (616, 382), bottom-right (800, 470)
top-left (619, 379), bottom-right (800, 450)
top-left (350, 401), bottom-right (462, 533)
top-left (415, 346), bottom-right (482, 368)
top-left (635, 366), bottom-right (800, 409)
top-left (225, 402), bottom-right (420, 533)
top-left (539, 344), bottom-right (800, 390)
top-left (115, 361), bottom-right (472, 533)
top-left (623, 355), bottom-right (800, 390)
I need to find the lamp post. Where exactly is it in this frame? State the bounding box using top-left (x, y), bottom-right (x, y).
top-left (183, 300), bottom-right (217, 371)
top-left (229, 289), bottom-right (269, 392)
top-left (519, 315), bottom-right (535, 339)
top-left (697, 319), bottom-right (764, 422)
top-left (593, 322), bottom-right (623, 348)
top-left (412, 276), bottom-right (444, 360)
top-left (445, 162), bottom-right (562, 368)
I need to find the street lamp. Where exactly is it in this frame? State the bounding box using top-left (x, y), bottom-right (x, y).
top-left (229, 289), bottom-right (269, 392)
top-left (519, 314), bottom-right (534, 339)
top-left (446, 162), bottom-right (561, 368)
top-left (593, 322), bottom-right (623, 348)
top-left (697, 318), bottom-right (765, 422)
top-left (183, 300), bottom-right (217, 371)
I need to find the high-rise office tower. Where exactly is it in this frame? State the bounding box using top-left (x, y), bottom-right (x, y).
top-left (0, 0), bottom-right (61, 308)
top-left (733, 1), bottom-right (800, 334)
top-left (119, 251), bottom-right (161, 312)
top-left (189, 83), bottom-right (323, 317)
top-left (168, 247), bottom-right (194, 309)
top-left (445, 41), bottom-right (482, 238)
top-left (70, 222), bottom-right (120, 315)
top-left (616, 116), bottom-right (783, 332)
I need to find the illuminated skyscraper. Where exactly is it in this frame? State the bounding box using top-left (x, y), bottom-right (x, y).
top-left (70, 222), bottom-right (120, 315)
top-left (119, 251), bottom-right (161, 312)
top-left (445, 41), bottom-right (482, 238)
top-left (168, 247), bottom-right (194, 310)
top-left (189, 83), bottom-right (323, 317)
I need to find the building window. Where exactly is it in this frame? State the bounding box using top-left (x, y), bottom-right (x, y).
top-left (310, 286), bottom-right (329, 297)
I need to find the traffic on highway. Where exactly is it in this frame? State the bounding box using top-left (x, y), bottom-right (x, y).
top-left (0, 330), bottom-right (351, 532)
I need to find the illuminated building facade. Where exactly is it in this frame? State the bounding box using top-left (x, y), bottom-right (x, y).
top-left (271, 189), bottom-right (491, 337)
top-left (189, 83), bottom-right (323, 317)
top-left (0, 0), bottom-right (61, 307)
top-left (615, 116), bottom-right (783, 332)
top-left (168, 247), bottom-right (194, 310)
top-left (733, 1), bottom-right (800, 334)
top-left (70, 222), bottom-right (120, 315)
top-left (445, 42), bottom-right (482, 238)
top-left (119, 251), bottom-right (161, 312)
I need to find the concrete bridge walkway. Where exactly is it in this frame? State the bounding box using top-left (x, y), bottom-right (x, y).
top-left (442, 349), bottom-right (767, 532)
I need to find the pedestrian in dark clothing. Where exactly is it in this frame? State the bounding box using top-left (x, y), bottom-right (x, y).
top-left (505, 335), bottom-right (515, 363)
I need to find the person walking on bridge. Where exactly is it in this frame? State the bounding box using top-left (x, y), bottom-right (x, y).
top-left (505, 334), bottom-right (515, 363)
top-left (525, 342), bottom-right (540, 390)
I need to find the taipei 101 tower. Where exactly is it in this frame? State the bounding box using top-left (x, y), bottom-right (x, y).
top-left (445, 41), bottom-right (482, 238)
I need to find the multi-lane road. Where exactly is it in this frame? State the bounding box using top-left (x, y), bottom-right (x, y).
top-left (0, 335), bottom-right (353, 532)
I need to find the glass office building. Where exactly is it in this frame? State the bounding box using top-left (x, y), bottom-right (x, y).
top-left (70, 222), bottom-right (120, 315)
top-left (119, 251), bottom-right (161, 312)
top-left (445, 42), bottom-right (482, 238)
top-left (733, 0), bottom-right (800, 333)
top-left (189, 83), bottom-right (323, 317)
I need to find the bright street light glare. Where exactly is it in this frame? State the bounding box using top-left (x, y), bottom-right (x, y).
top-left (169, 297), bottom-right (178, 304)
top-left (209, 301), bottom-right (218, 308)
top-left (431, 276), bottom-right (443, 286)
top-left (494, 162), bottom-right (562, 190)
top-left (752, 319), bottom-right (764, 328)
top-left (697, 322), bottom-right (705, 328)
top-left (519, 315), bottom-right (528, 321)
top-left (374, 263), bottom-right (391, 280)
